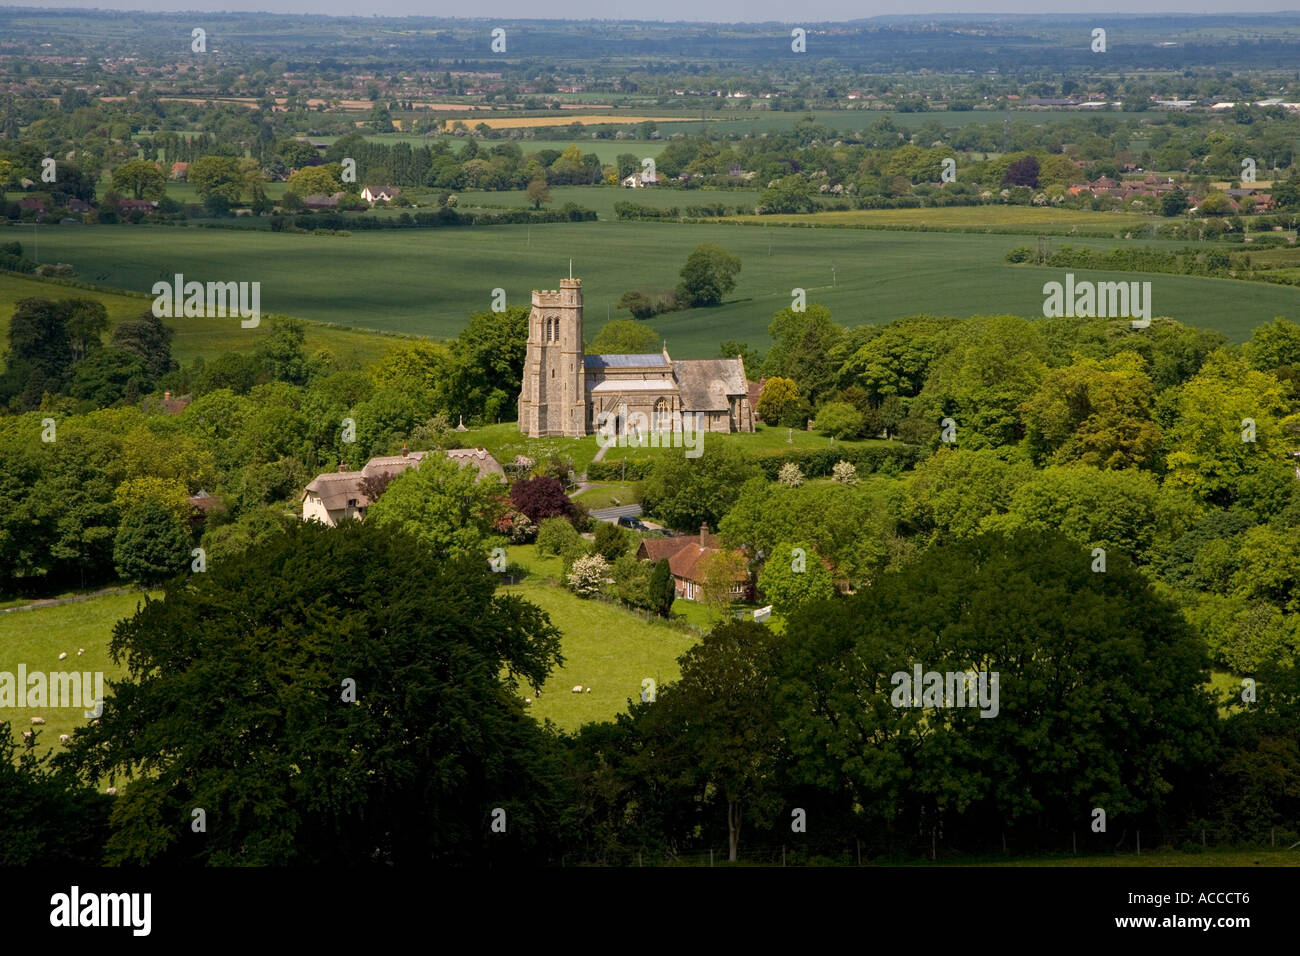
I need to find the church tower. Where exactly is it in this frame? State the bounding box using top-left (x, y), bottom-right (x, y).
top-left (517, 277), bottom-right (588, 437)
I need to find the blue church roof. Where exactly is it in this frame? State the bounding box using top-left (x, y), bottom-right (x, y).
top-left (583, 353), bottom-right (668, 368)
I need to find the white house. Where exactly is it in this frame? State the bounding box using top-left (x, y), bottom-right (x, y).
top-left (360, 185), bottom-right (401, 203)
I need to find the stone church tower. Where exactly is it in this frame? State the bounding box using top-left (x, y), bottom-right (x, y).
top-left (517, 278), bottom-right (588, 437)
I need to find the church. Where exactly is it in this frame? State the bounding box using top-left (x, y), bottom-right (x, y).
top-left (516, 277), bottom-right (756, 438)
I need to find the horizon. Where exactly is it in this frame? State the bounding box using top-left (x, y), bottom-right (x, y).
top-left (9, 3), bottom-right (1300, 23)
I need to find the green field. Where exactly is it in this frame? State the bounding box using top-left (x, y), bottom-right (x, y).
top-left (10, 219), bottom-right (1295, 354)
top-left (0, 590), bottom-right (141, 754)
top-left (500, 546), bottom-right (697, 731)
top-left (727, 205), bottom-right (1156, 232)
top-left (0, 271), bottom-right (410, 366)
top-left (453, 184), bottom-right (762, 219)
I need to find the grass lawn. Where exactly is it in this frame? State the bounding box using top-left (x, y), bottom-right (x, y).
top-left (453, 422), bottom-right (603, 474)
top-left (502, 545), bottom-right (697, 731)
top-left (0, 270), bottom-right (411, 367)
top-left (599, 423), bottom-right (903, 462)
top-left (0, 590), bottom-right (145, 756)
top-left (573, 481), bottom-right (640, 508)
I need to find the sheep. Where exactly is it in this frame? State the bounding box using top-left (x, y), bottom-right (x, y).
top-left (106, 787), bottom-right (117, 795)
top-left (58, 734), bottom-right (70, 744)
top-left (58, 651), bottom-right (67, 660)
top-left (571, 684), bottom-right (583, 693)
top-left (524, 698), bottom-right (532, 704)
top-left (30, 716), bottom-right (45, 725)
top-left (586, 687), bottom-right (592, 693)
top-left (21, 731), bottom-right (33, 742)
top-left (77, 648), bottom-right (85, 656)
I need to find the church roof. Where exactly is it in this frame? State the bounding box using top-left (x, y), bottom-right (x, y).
top-left (671, 358), bottom-right (747, 411)
top-left (585, 353), bottom-right (669, 368)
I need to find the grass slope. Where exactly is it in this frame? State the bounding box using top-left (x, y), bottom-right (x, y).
top-left (0, 270), bottom-right (410, 366)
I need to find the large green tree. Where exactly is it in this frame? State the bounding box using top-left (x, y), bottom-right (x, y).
top-left (676, 243), bottom-right (741, 307)
top-left (67, 521), bottom-right (568, 864)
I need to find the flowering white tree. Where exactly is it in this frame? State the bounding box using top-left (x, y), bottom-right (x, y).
top-left (831, 460), bottom-right (858, 485)
top-left (777, 462), bottom-right (804, 488)
top-left (566, 553), bottom-right (610, 597)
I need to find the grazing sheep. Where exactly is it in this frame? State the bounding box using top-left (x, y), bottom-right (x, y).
top-left (586, 687), bottom-right (592, 693)
top-left (571, 685), bottom-right (583, 693)
top-left (77, 648), bottom-right (84, 656)
top-left (58, 652), bottom-right (67, 660)
top-left (524, 698), bottom-right (532, 704)
top-left (30, 716), bottom-right (45, 725)
top-left (58, 734), bottom-right (70, 744)
top-left (21, 731), bottom-right (33, 741)
top-left (106, 787), bottom-right (117, 795)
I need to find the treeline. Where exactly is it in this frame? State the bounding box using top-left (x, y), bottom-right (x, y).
top-left (7, 520), bottom-right (1297, 865)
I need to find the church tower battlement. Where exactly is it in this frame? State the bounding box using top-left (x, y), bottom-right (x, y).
top-left (518, 278), bottom-right (587, 437)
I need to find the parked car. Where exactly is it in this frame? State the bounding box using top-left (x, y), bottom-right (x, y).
top-left (617, 515), bottom-right (649, 531)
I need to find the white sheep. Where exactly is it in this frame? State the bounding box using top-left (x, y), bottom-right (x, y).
top-left (21, 730), bottom-right (33, 741)
top-left (58, 651), bottom-right (67, 660)
top-left (77, 648), bottom-right (85, 656)
top-left (30, 716), bottom-right (45, 725)
top-left (106, 787), bottom-right (117, 795)
top-left (571, 684), bottom-right (583, 693)
top-left (586, 687), bottom-right (592, 693)
top-left (58, 734), bottom-right (70, 744)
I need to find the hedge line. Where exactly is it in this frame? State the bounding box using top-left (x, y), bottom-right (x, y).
top-left (584, 442), bottom-right (925, 482)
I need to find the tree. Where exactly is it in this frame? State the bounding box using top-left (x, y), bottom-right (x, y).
top-left (189, 155), bottom-right (245, 202)
top-left (111, 160), bottom-right (167, 201)
top-left (510, 476), bottom-right (574, 525)
top-left (0, 724), bottom-right (109, 864)
top-left (1161, 188), bottom-right (1189, 217)
top-left (592, 521), bottom-right (630, 561)
top-left (366, 454), bottom-right (506, 559)
top-left (648, 558), bottom-right (676, 616)
top-left (1002, 155), bottom-right (1040, 188)
top-left (525, 174), bottom-right (551, 210)
top-left (758, 541), bottom-right (835, 612)
top-left (113, 499), bottom-right (192, 586)
top-left (68, 348), bottom-right (149, 407)
top-left (616, 290), bottom-right (657, 319)
top-left (449, 306), bottom-right (530, 424)
top-left (1, 297), bottom-right (75, 405)
top-left (1163, 350), bottom-right (1293, 506)
top-left (67, 521), bottom-right (568, 864)
top-left (1243, 317), bottom-right (1300, 376)
top-left (1018, 355), bottom-right (1162, 470)
top-left (640, 442), bottom-right (762, 532)
top-left (567, 553), bottom-right (610, 597)
top-left (636, 621), bottom-right (787, 861)
top-left (676, 243), bottom-right (741, 307)
top-left (254, 317), bottom-right (308, 385)
top-left (697, 548), bottom-right (749, 619)
top-left (110, 311), bottom-right (176, 383)
top-left (777, 462), bottom-right (804, 487)
top-left (763, 304), bottom-right (846, 405)
top-left (777, 531), bottom-right (1218, 843)
top-left (588, 319), bottom-right (658, 355)
top-left (64, 299), bottom-right (108, 363)
top-left (814, 401), bottom-right (865, 439)
top-left (287, 164), bottom-right (341, 197)
top-left (755, 376), bottom-right (799, 426)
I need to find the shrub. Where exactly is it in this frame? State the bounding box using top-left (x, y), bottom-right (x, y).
top-left (536, 516), bottom-right (581, 557)
top-left (777, 462), bottom-right (805, 488)
top-left (815, 401), bottom-right (865, 439)
top-left (831, 460), bottom-right (858, 485)
top-left (566, 553), bottom-right (610, 597)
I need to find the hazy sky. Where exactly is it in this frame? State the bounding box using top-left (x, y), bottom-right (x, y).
top-left (13, 1), bottom-right (1297, 23)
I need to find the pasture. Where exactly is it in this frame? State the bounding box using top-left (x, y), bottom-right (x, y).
top-left (12, 219), bottom-right (1295, 354)
top-left (0, 590), bottom-right (141, 755)
top-left (500, 547), bottom-right (697, 731)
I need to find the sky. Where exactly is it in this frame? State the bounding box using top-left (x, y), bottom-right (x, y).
top-left (13, 1), bottom-right (1299, 22)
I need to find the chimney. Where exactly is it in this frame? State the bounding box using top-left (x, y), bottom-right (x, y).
top-left (164, 391), bottom-right (171, 402)
top-left (338, 461), bottom-right (347, 473)
top-left (700, 522), bottom-right (708, 546)
top-left (401, 444), bottom-right (408, 457)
